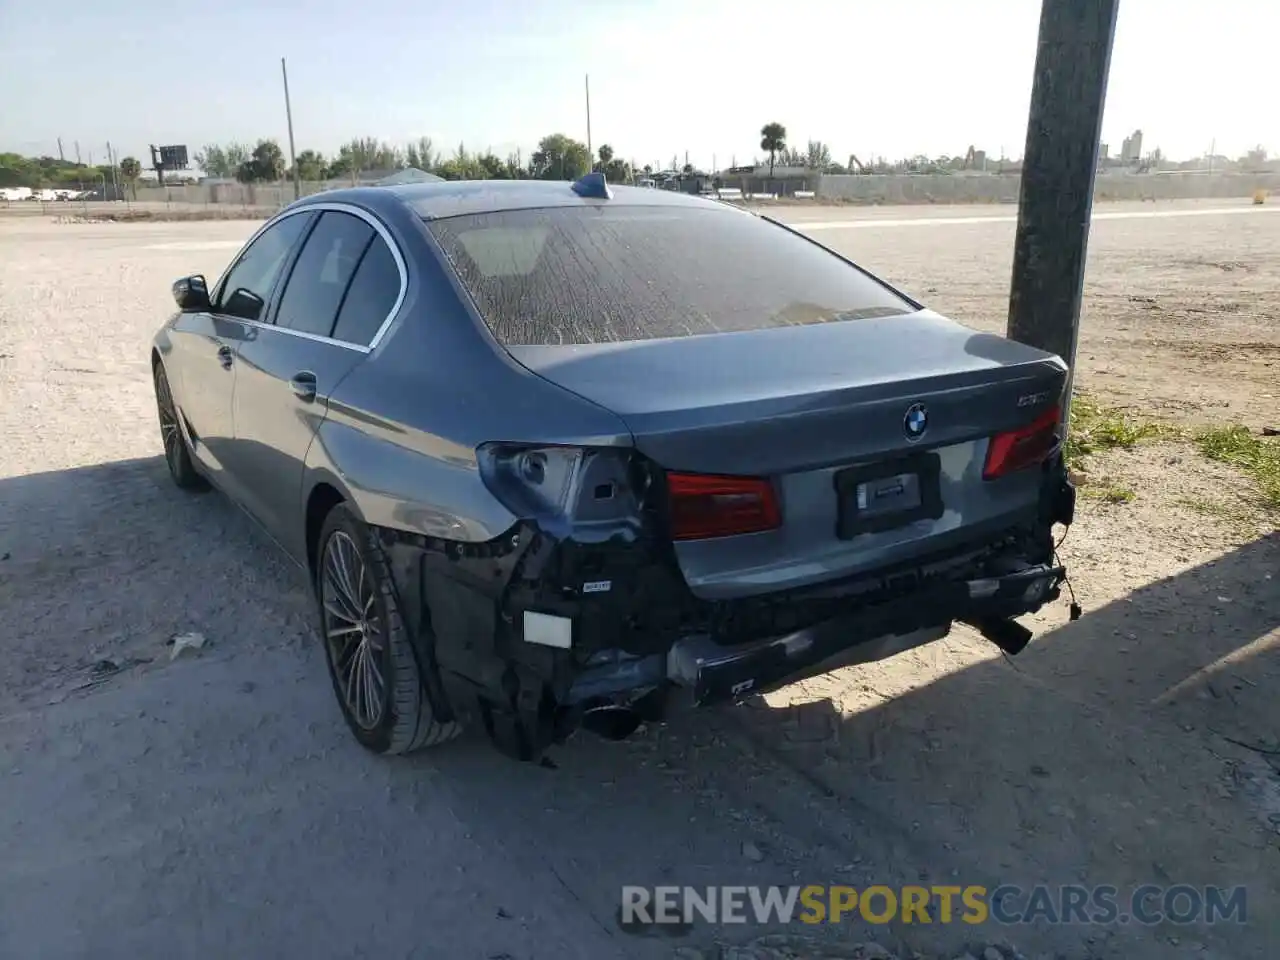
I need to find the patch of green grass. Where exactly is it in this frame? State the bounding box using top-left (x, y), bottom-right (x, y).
top-left (1064, 395), bottom-right (1173, 471)
top-left (1079, 484), bottom-right (1137, 504)
top-left (1194, 426), bottom-right (1280, 509)
top-left (1179, 496), bottom-right (1234, 517)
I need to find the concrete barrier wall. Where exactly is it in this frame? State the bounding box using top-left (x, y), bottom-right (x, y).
top-left (130, 181), bottom-right (343, 208)
top-left (816, 172), bottom-right (1280, 204)
top-left (125, 172), bottom-right (1280, 210)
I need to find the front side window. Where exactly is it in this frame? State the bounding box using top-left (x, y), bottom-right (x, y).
top-left (274, 211), bottom-right (375, 337)
top-left (215, 213), bottom-right (311, 322)
top-left (426, 205), bottom-right (914, 346)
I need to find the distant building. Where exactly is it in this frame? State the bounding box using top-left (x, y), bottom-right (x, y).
top-left (1120, 129), bottom-right (1144, 162)
top-left (1099, 143), bottom-right (1109, 160)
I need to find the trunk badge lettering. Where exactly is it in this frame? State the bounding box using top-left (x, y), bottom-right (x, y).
top-left (583, 580), bottom-right (612, 594)
top-left (904, 403), bottom-right (929, 442)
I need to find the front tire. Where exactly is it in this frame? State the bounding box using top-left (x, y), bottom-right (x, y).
top-left (315, 503), bottom-right (459, 755)
top-left (153, 361), bottom-right (207, 491)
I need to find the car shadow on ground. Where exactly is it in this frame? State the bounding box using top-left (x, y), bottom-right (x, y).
top-left (0, 455), bottom-right (316, 714)
top-left (730, 531), bottom-right (1280, 958)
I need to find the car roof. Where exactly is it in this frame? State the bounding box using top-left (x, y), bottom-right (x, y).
top-left (297, 179), bottom-right (732, 221)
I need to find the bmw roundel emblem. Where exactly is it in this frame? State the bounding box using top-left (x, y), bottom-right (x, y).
top-left (903, 403), bottom-right (929, 442)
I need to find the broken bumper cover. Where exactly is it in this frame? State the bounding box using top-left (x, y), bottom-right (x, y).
top-left (566, 562), bottom-right (1065, 709)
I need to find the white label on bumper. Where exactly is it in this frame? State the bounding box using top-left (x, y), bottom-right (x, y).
top-left (523, 611), bottom-right (573, 649)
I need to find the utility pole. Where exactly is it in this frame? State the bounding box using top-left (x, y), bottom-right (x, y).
top-left (1007, 0), bottom-right (1120, 428)
top-left (281, 57), bottom-right (301, 200)
top-left (107, 142), bottom-right (119, 197)
top-left (584, 74), bottom-right (593, 167)
top-left (75, 141), bottom-right (81, 164)
top-left (150, 144), bottom-right (165, 187)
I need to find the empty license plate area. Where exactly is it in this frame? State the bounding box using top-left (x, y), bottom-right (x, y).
top-left (834, 452), bottom-right (944, 538)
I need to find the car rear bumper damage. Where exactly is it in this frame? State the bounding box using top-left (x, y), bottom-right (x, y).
top-left (373, 470), bottom-right (1073, 761)
top-left (567, 561), bottom-right (1064, 715)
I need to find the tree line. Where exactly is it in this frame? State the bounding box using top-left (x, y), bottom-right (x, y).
top-left (201, 124), bottom-right (832, 183)
top-left (195, 133), bottom-right (637, 184)
top-left (4, 121), bottom-right (1065, 192)
top-left (0, 152), bottom-right (141, 190)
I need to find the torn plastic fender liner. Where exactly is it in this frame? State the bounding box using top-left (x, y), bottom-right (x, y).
top-left (373, 519), bottom-right (688, 753)
top-left (376, 522), bottom-right (538, 729)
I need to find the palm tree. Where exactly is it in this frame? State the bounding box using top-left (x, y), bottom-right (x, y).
top-left (119, 156), bottom-right (141, 199)
top-left (759, 123), bottom-right (787, 178)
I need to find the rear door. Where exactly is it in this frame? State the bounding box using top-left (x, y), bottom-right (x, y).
top-left (167, 211), bottom-right (313, 480)
top-left (228, 207), bottom-right (405, 559)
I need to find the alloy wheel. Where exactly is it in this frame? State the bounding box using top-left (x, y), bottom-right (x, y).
top-left (154, 367), bottom-right (181, 470)
top-left (320, 531), bottom-right (387, 730)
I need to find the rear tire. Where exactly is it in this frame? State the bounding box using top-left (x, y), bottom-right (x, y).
top-left (153, 361), bottom-right (207, 491)
top-left (315, 503), bottom-right (460, 755)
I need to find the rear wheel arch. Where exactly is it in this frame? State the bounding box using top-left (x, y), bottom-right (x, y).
top-left (305, 481), bottom-right (347, 579)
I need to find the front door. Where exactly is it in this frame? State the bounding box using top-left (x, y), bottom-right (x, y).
top-left (171, 211), bottom-right (314, 483)
top-left (229, 208), bottom-right (401, 561)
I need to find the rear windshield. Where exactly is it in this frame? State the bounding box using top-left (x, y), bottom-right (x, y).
top-left (425, 206), bottom-right (914, 345)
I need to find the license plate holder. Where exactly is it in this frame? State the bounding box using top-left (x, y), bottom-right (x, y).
top-left (834, 452), bottom-right (944, 539)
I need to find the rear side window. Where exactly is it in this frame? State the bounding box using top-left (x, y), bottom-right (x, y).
top-left (275, 211), bottom-right (375, 337)
top-left (426, 206), bottom-right (913, 345)
top-left (332, 236), bottom-right (400, 346)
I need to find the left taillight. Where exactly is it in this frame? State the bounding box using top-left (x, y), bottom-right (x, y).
top-left (666, 472), bottom-right (781, 541)
top-left (983, 405), bottom-right (1062, 480)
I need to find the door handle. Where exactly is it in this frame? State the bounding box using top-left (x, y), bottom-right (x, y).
top-left (217, 344), bottom-right (234, 369)
top-left (290, 370), bottom-right (318, 402)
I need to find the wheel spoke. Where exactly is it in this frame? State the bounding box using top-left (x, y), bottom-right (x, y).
top-left (343, 644), bottom-right (360, 709)
top-left (320, 530), bottom-right (387, 730)
top-left (336, 542), bottom-right (364, 612)
top-left (323, 596), bottom-right (360, 625)
top-left (323, 537), bottom-right (364, 622)
top-left (337, 645), bottom-right (359, 685)
top-left (335, 536), bottom-right (361, 601)
top-left (155, 370), bottom-right (182, 465)
top-left (358, 649), bottom-right (373, 725)
top-left (365, 645), bottom-right (384, 691)
top-left (323, 571), bottom-right (362, 621)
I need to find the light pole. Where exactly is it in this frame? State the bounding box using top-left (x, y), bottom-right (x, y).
top-left (281, 57), bottom-right (300, 200)
top-left (585, 74), bottom-right (593, 168)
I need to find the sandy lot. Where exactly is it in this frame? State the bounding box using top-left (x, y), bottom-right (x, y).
top-left (0, 204), bottom-right (1277, 960)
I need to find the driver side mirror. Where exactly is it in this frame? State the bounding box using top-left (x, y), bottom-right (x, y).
top-left (172, 275), bottom-right (211, 311)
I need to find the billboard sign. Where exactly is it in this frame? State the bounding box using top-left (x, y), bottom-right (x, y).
top-left (157, 145), bottom-right (189, 169)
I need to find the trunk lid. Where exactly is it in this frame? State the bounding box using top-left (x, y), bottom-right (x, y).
top-left (507, 311), bottom-right (1068, 600)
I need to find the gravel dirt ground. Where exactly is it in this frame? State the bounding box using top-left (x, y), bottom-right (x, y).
top-left (1, 203), bottom-right (1277, 960)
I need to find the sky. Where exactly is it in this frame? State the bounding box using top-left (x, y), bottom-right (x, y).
top-left (1, 0), bottom-right (1276, 171)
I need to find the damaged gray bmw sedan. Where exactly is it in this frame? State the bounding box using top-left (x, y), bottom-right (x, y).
top-left (152, 174), bottom-right (1076, 761)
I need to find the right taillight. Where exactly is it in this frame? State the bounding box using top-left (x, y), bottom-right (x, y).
top-left (666, 471), bottom-right (781, 540)
top-left (983, 405), bottom-right (1062, 480)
